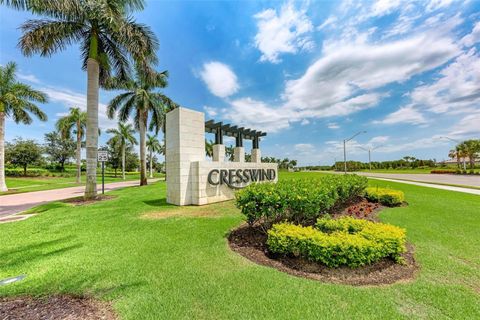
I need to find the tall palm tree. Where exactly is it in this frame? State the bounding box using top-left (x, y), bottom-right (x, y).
top-left (146, 134), bottom-right (161, 178)
top-left (0, 62), bottom-right (48, 192)
top-left (4, 0), bottom-right (158, 199)
top-left (56, 107), bottom-right (87, 183)
top-left (107, 122), bottom-right (137, 180)
top-left (106, 66), bottom-right (177, 186)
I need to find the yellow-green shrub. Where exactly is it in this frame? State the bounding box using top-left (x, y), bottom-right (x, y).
top-left (267, 217), bottom-right (406, 268)
top-left (365, 187), bottom-right (404, 206)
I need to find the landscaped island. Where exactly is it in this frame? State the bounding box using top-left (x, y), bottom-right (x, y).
top-left (230, 175), bottom-right (417, 285)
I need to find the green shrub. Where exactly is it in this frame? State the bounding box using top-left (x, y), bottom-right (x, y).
top-left (235, 175), bottom-right (367, 229)
top-left (267, 217), bottom-right (406, 268)
top-left (365, 187), bottom-right (404, 206)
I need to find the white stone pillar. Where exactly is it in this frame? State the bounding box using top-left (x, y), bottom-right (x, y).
top-left (234, 147), bottom-right (245, 162)
top-left (213, 144), bottom-right (225, 162)
top-left (251, 148), bottom-right (261, 163)
top-left (166, 107), bottom-right (205, 205)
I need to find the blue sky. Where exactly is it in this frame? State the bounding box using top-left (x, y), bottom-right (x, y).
top-left (1, 0), bottom-right (479, 166)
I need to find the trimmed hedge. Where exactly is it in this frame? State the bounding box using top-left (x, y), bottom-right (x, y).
top-left (430, 169), bottom-right (456, 174)
top-left (267, 217), bottom-right (406, 268)
top-left (235, 175), bottom-right (368, 229)
top-left (365, 187), bottom-right (404, 206)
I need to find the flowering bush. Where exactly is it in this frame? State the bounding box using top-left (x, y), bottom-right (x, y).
top-left (267, 217), bottom-right (406, 268)
top-left (235, 175), bottom-right (367, 230)
top-left (365, 187), bottom-right (404, 206)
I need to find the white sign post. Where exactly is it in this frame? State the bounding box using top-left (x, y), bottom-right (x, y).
top-left (98, 150), bottom-right (108, 194)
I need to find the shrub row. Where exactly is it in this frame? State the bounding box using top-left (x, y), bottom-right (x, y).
top-left (235, 175), bottom-right (368, 229)
top-left (267, 217), bottom-right (406, 268)
top-left (430, 169), bottom-right (456, 174)
top-left (364, 187), bottom-right (404, 206)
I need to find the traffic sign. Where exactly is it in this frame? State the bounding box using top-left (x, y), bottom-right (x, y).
top-left (98, 150), bottom-right (108, 162)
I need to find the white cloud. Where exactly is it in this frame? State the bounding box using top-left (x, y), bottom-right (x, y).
top-left (374, 105), bottom-right (427, 125)
top-left (461, 21), bottom-right (480, 47)
top-left (368, 136), bottom-right (390, 145)
top-left (327, 122), bottom-right (340, 129)
top-left (426, 0), bottom-right (456, 12)
top-left (203, 106), bottom-right (218, 118)
top-left (254, 1), bottom-right (314, 63)
top-left (39, 86), bottom-right (116, 130)
top-left (300, 119), bottom-right (310, 125)
top-left (371, 0), bottom-right (402, 17)
top-left (17, 72), bottom-right (40, 84)
top-left (199, 62), bottom-right (239, 98)
top-left (317, 16), bottom-right (337, 30)
top-left (447, 111), bottom-right (480, 138)
top-left (225, 97), bottom-right (291, 132)
top-left (409, 48), bottom-right (480, 114)
top-left (282, 31), bottom-right (459, 119)
top-left (294, 143), bottom-right (315, 155)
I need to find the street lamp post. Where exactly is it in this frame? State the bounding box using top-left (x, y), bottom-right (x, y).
top-left (343, 131), bottom-right (367, 174)
top-left (439, 136), bottom-right (466, 171)
top-left (358, 144), bottom-right (384, 171)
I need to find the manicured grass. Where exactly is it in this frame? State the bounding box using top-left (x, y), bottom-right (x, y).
top-left (0, 172), bottom-right (479, 319)
top-left (1, 173), bottom-right (164, 195)
top-left (358, 168), bottom-right (480, 174)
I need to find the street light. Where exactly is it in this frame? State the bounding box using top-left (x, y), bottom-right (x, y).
top-left (343, 131), bottom-right (367, 174)
top-left (358, 144), bottom-right (384, 171)
top-left (439, 136), bottom-right (466, 170)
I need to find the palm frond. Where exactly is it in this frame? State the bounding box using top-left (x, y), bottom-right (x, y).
top-left (19, 19), bottom-right (84, 57)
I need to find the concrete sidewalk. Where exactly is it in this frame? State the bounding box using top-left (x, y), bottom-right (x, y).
top-left (0, 179), bottom-right (161, 218)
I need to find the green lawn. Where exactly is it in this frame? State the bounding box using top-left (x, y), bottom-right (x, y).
top-left (0, 172), bottom-right (479, 319)
top-left (357, 168), bottom-right (480, 174)
top-left (1, 173), bottom-right (164, 195)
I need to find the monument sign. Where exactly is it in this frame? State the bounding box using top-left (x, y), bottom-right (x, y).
top-left (166, 107), bottom-right (278, 205)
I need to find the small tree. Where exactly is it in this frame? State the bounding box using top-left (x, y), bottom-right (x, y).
top-left (5, 138), bottom-right (42, 175)
top-left (44, 131), bottom-right (75, 171)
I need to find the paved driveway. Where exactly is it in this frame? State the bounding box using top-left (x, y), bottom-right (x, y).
top-left (353, 172), bottom-right (480, 188)
top-left (0, 179), bottom-right (161, 218)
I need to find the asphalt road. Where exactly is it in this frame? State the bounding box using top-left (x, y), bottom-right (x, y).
top-left (353, 172), bottom-right (480, 188)
top-left (0, 179), bottom-right (161, 218)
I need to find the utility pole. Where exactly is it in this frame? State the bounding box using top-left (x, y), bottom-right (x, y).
top-left (343, 131), bottom-right (367, 174)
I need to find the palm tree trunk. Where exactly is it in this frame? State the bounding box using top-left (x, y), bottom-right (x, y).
top-left (0, 111), bottom-right (8, 192)
top-left (85, 58), bottom-right (99, 199)
top-left (149, 150), bottom-right (153, 178)
top-left (122, 143), bottom-right (126, 180)
top-left (76, 125), bottom-right (82, 184)
top-left (139, 111), bottom-right (147, 186)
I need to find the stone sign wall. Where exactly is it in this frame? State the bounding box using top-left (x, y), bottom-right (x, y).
top-left (166, 107), bottom-right (278, 205)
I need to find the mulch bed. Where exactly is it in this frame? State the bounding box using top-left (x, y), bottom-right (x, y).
top-left (228, 199), bottom-right (419, 286)
top-left (62, 195), bottom-right (117, 206)
top-left (0, 295), bottom-right (117, 320)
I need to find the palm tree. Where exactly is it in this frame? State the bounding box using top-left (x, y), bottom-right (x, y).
top-left (456, 144), bottom-right (468, 171)
top-left (5, 0), bottom-right (158, 199)
top-left (459, 140), bottom-right (480, 169)
top-left (106, 67), bottom-right (177, 186)
top-left (0, 62), bottom-right (48, 192)
top-left (205, 139), bottom-right (214, 158)
top-left (56, 107), bottom-right (87, 183)
top-left (146, 134), bottom-right (162, 178)
top-left (107, 122), bottom-right (137, 180)
top-left (448, 149), bottom-right (460, 168)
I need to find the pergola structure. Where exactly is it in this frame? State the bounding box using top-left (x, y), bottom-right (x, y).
top-left (204, 120), bottom-right (267, 149)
